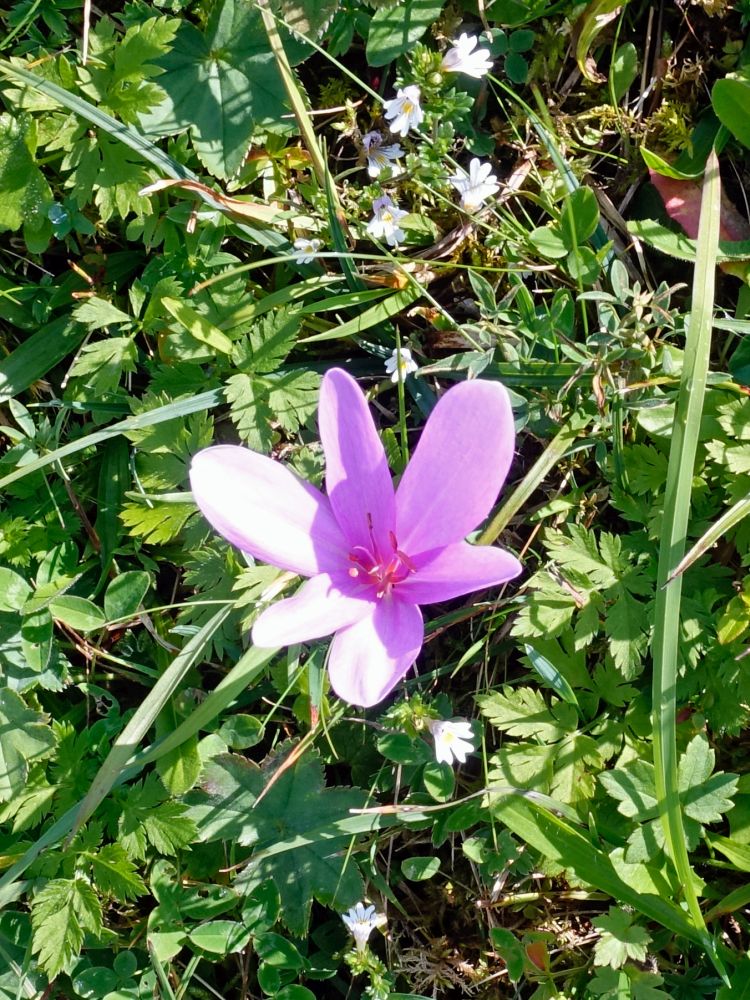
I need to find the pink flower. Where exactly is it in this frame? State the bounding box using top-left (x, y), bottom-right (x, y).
top-left (189, 370), bottom-right (521, 708)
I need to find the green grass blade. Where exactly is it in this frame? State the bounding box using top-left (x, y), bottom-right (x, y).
top-left (66, 604), bottom-right (232, 842)
top-left (0, 59), bottom-right (286, 251)
top-left (0, 389), bottom-right (223, 489)
top-left (299, 287), bottom-right (421, 344)
top-left (494, 795), bottom-right (703, 945)
top-left (0, 644), bottom-right (276, 903)
top-left (0, 316), bottom-right (87, 403)
top-left (668, 494), bottom-right (750, 582)
top-left (479, 411), bottom-right (591, 544)
top-left (651, 149), bottom-right (724, 973)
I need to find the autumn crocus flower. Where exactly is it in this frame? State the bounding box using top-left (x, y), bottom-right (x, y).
top-left (189, 369), bottom-right (521, 707)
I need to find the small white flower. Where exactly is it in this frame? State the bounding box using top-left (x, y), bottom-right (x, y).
top-left (441, 33), bottom-right (493, 79)
top-left (383, 85), bottom-right (424, 137)
top-left (292, 237), bottom-right (322, 264)
top-left (366, 195), bottom-right (408, 247)
top-left (385, 348), bottom-right (419, 383)
top-left (449, 158), bottom-right (500, 211)
top-left (342, 902), bottom-right (387, 951)
top-left (427, 718), bottom-right (475, 765)
top-left (363, 131), bottom-right (403, 178)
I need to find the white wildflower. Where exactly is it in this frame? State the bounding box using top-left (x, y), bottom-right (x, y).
top-left (342, 902), bottom-right (387, 952)
top-left (363, 131), bottom-right (403, 178)
top-left (292, 237), bottom-right (322, 264)
top-left (385, 348), bottom-right (419, 383)
top-left (383, 85), bottom-right (424, 137)
top-left (427, 718), bottom-right (475, 765)
top-left (366, 195), bottom-right (408, 247)
top-left (441, 33), bottom-right (493, 79)
top-left (449, 158), bottom-right (500, 211)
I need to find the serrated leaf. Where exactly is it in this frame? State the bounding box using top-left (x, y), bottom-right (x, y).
top-left (118, 777), bottom-right (197, 859)
top-left (679, 734), bottom-right (737, 824)
top-left (0, 689), bottom-right (55, 802)
top-left (267, 369), bottom-right (320, 434)
top-left (72, 298), bottom-right (133, 330)
top-left (477, 686), bottom-right (577, 743)
top-left (86, 843), bottom-right (147, 901)
top-left (233, 307), bottom-right (300, 373)
top-left (31, 877), bottom-right (102, 978)
top-left (141, 0), bottom-right (289, 178)
top-left (225, 374), bottom-right (274, 452)
top-left (184, 751), bottom-right (366, 935)
top-left (120, 501), bottom-right (195, 544)
top-left (592, 906), bottom-right (652, 969)
top-left (68, 336), bottom-right (137, 397)
top-left (599, 759), bottom-right (659, 821)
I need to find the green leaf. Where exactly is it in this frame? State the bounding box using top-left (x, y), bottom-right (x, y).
top-left (611, 42), bottom-right (638, 103)
top-left (104, 571), bottom-right (151, 621)
top-left (489, 928), bottom-right (525, 982)
top-left (189, 920), bottom-right (252, 955)
top-left (120, 501), bottom-right (195, 544)
top-left (31, 877), bottom-right (102, 978)
top-left (401, 856), bottom-right (440, 881)
top-left (592, 907), bottom-right (652, 969)
top-left (0, 113), bottom-right (52, 234)
top-left (233, 306), bottom-right (300, 373)
top-left (366, 0), bottom-right (446, 67)
top-left (267, 369), bottom-right (320, 434)
top-left (48, 595), bottom-right (106, 633)
top-left (225, 374), bottom-right (274, 452)
top-left (142, 0), bottom-right (290, 178)
top-left (524, 643), bottom-right (579, 705)
top-left (86, 843), bottom-right (147, 902)
top-left (68, 337), bottom-right (137, 398)
top-left (679, 734), bottom-right (737, 825)
top-left (0, 569), bottom-right (31, 612)
top-left (0, 689), bottom-right (55, 802)
top-left (184, 751), bottom-right (366, 935)
top-left (72, 297), bottom-right (133, 330)
top-left (161, 297), bottom-right (233, 355)
top-left (477, 686), bottom-right (577, 742)
top-left (712, 73), bottom-right (750, 150)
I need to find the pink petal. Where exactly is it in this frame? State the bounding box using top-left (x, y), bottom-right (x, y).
top-left (397, 542), bottom-right (522, 604)
top-left (395, 380), bottom-right (515, 555)
top-left (252, 573), bottom-right (373, 647)
top-left (190, 446), bottom-right (347, 577)
top-left (318, 368), bottom-right (396, 555)
top-left (327, 598), bottom-right (423, 707)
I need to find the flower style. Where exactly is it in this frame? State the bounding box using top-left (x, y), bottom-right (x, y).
top-left (366, 195), bottom-right (408, 247)
top-left (362, 131), bottom-right (403, 179)
top-left (441, 33), bottom-right (493, 79)
top-left (189, 368), bottom-right (521, 708)
top-left (383, 85), bottom-right (424, 137)
top-left (449, 158), bottom-right (501, 211)
top-left (342, 902), bottom-right (387, 951)
top-left (427, 718), bottom-right (476, 765)
top-left (292, 237), bottom-right (322, 264)
top-left (385, 347), bottom-right (419, 383)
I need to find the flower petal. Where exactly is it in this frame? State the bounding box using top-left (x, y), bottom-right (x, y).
top-left (327, 598), bottom-right (423, 707)
top-left (397, 542), bottom-right (521, 604)
top-left (190, 446), bottom-right (346, 577)
top-left (395, 380), bottom-right (515, 554)
top-left (252, 573), bottom-right (373, 647)
top-left (318, 368), bottom-right (396, 554)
